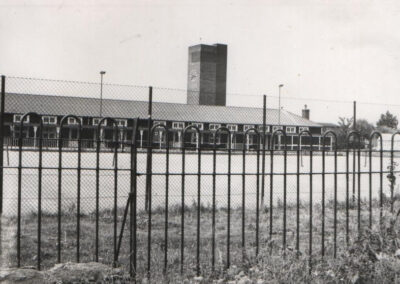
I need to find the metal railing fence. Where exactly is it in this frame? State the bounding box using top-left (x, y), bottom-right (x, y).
top-left (1, 76), bottom-right (400, 281)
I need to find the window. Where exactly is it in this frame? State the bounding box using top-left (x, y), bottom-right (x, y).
top-left (191, 132), bottom-right (199, 143)
top-left (43, 128), bottom-right (57, 139)
top-left (209, 123), bottom-right (221, 131)
top-left (272, 126), bottom-right (284, 132)
top-left (258, 125), bottom-right (270, 133)
top-left (68, 117), bottom-right (81, 125)
top-left (13, 114), bottom-right (30, 123)
top-left (190, 122), bottom-right (204, 130)
top-left (299, 126), bottom-right (309, 132)
top-left (116, 119), bottom-right (127, 127)
top-left (154, 130), bottom-right (166, 142)
top-left (286, 127), bottom-right (296, 134)
top-left (154, 120), bottom-right (166, 126)
top-left (209, 133), bottom-right (220, 144)
top-left (243, 125), bottom-right (254, 132)
top-left (93, 118), bottom-right (107, 126)
top-left (42, 116), bottom-right (57, 125)
top-left (227, 124), bottom-right (238, 132)
top-left (172, 122), bottom-right (185, 129)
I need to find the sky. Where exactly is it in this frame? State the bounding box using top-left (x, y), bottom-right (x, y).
top-left (1, 0), bottom-right (400, 123)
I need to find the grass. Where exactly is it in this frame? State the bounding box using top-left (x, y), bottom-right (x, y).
top-left (3, 197), bottom-right (396, 282)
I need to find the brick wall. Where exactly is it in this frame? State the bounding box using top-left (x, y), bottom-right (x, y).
top-left (187, 44), bottom-right (227, 106)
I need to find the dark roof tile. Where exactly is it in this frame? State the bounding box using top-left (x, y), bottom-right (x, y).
top-left (5, 93), bottom-right (321, 127)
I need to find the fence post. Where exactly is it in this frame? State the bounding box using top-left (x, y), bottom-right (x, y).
top-left (130, 118), bottom-right (139, 278)
top-left (0, 75), bottom-right (5, 214)
top-left (145, 86), bottom-right (153, 212)
top-left (352, 101), bottom-right (357, 204)
top-left (261, 95), bottom-right (266, 206)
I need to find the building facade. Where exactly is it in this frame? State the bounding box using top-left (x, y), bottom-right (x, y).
top-left (3, 93), bottom-right (328, 151)
top-left (2, 43), bottom-right (331, 151)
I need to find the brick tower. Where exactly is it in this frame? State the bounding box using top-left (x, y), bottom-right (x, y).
top-left (187, 44), bottom-right (227, 106)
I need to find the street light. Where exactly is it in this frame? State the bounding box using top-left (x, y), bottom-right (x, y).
top-left (99, 71), bottom-right (106, 117)
top-left (278, 84), bottom-right (284, 125)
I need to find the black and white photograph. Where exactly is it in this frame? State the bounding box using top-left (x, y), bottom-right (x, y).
top-left (1, 1), bottom-right (400, 283)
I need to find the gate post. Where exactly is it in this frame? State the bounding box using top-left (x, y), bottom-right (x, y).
top-left (0, 75), bottom-right (5, 214)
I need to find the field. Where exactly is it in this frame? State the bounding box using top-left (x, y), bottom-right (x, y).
top-left (3, 201), bottom-right (389, 281)
top-left (3, 149), bottom-right (400, 281)
top-left (2, 150), bottom-right (398, 216)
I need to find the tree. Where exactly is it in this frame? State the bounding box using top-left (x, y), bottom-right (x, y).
top-left (335, 117), bottom-right (375, 148)
top-left (336, 117), bottom-right (353, 148)
top-left (356, 119), bottom-right (375, 139)
top-left (377, 111), bottom-right (398, 130)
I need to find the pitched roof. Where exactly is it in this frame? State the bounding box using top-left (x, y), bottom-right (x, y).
top-left (5, 93), bottom-right (321, 127)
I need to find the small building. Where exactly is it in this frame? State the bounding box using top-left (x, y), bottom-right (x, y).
top-left (3, 93), bottom-right (327, 151)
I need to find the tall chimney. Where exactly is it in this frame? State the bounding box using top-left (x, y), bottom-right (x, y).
top-left (187, 43), bottom-right (227, 106)
top-left (302, 104), bottom-right (310, 120)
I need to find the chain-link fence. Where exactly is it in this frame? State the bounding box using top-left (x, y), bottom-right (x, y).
top-left (1, 76), bottom-right (400, 280)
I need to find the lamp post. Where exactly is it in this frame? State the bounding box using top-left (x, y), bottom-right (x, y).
top-left (99, 71), bottom-right (106, 117)
top-left (278, 84), bottom-right (284, 125)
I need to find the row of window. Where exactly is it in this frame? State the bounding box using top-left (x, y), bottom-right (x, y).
top-left (157, 121), bottom-right (309, 133)
top-left (13, 115), bottom-right (128, 127)
top-left (13, 115), bottom-right (310, 133)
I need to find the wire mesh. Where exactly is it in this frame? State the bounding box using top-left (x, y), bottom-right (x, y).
top-left (2, 76), bottom-right (400, 280)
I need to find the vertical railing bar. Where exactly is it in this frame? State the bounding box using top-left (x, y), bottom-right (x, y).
top-left (346, 146), bottom-right (350, 246)
top-left (283, 133), bottom-right (287, 255)
top-left (261, 95), bottom-right (266, 206)
top-left (256, 133), bottom-right (261, 257)
top-left (17, 113), bottom-right (39, 267)
top-left (17, 116), bottom-right (23, 267)
top-left (196, 128), bottom-right (201, 276)
top-left (76, 123), bottom-right (82, 263)
top-left (37, 119), bottom-right (43, 270)
top-left (147, 125), bottom-right (153, 279)
top-left (308, 133), bottom-right (313, 273)
top-left (333, 140), bottom-right (338, 258)
top-left (113, 123), bottom-right (119, 268)
top-left (145, 87), bottom-right (153, 279)
top-left (0, 75), bottom-right (5, 215)
top-left (369, 132), bottom-right (382, 231)
top-left (369, 137), bottom-right (373, 229)
top-left (227, 132), bottom-right (232, 269)
top-left (357, 140), bottom-right (361, 238)
top-left (269, 130), bottom-right (286, 255)
top-left (180, 130), bottom-right (185, 275)
top-left (346, 131), bottom-right (361, 244)
top-left (389, 132), bottom-right (400, 215)
top-left (323, 132), bottom-right (338, 258)
top-left (115, 130), bottom-right (138, 261)
top-left (352, 147), bottom-right (356, 205)
top-left (390, 135), bottom-right (395, 213)
top-left (95, 123), bottom-right (101, 262)
top-left (94, 117), bottom-right (114, 263)
top-left (56, 115), bottom-right (82, 264)
top-left (57, 119), bottom-right (63, 263)
top-left (130, 118), bottom-right (139, 279)
top-left (212, 132), bottom-right (217, 273)
top-left (164, 128), bottom-right (170, 273)
top-left (242, 132), bottom-right (246, 260)
top-left (269, 137), bottom-right (274, 241)
top-left (145, 87), bottom-right (153, 212)
top-left (296, 140), bottom-right (300, 255)
top-left (322, 137), bottom-right (325, 258)
top-left (380, 138), bottom-right (383, 227)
